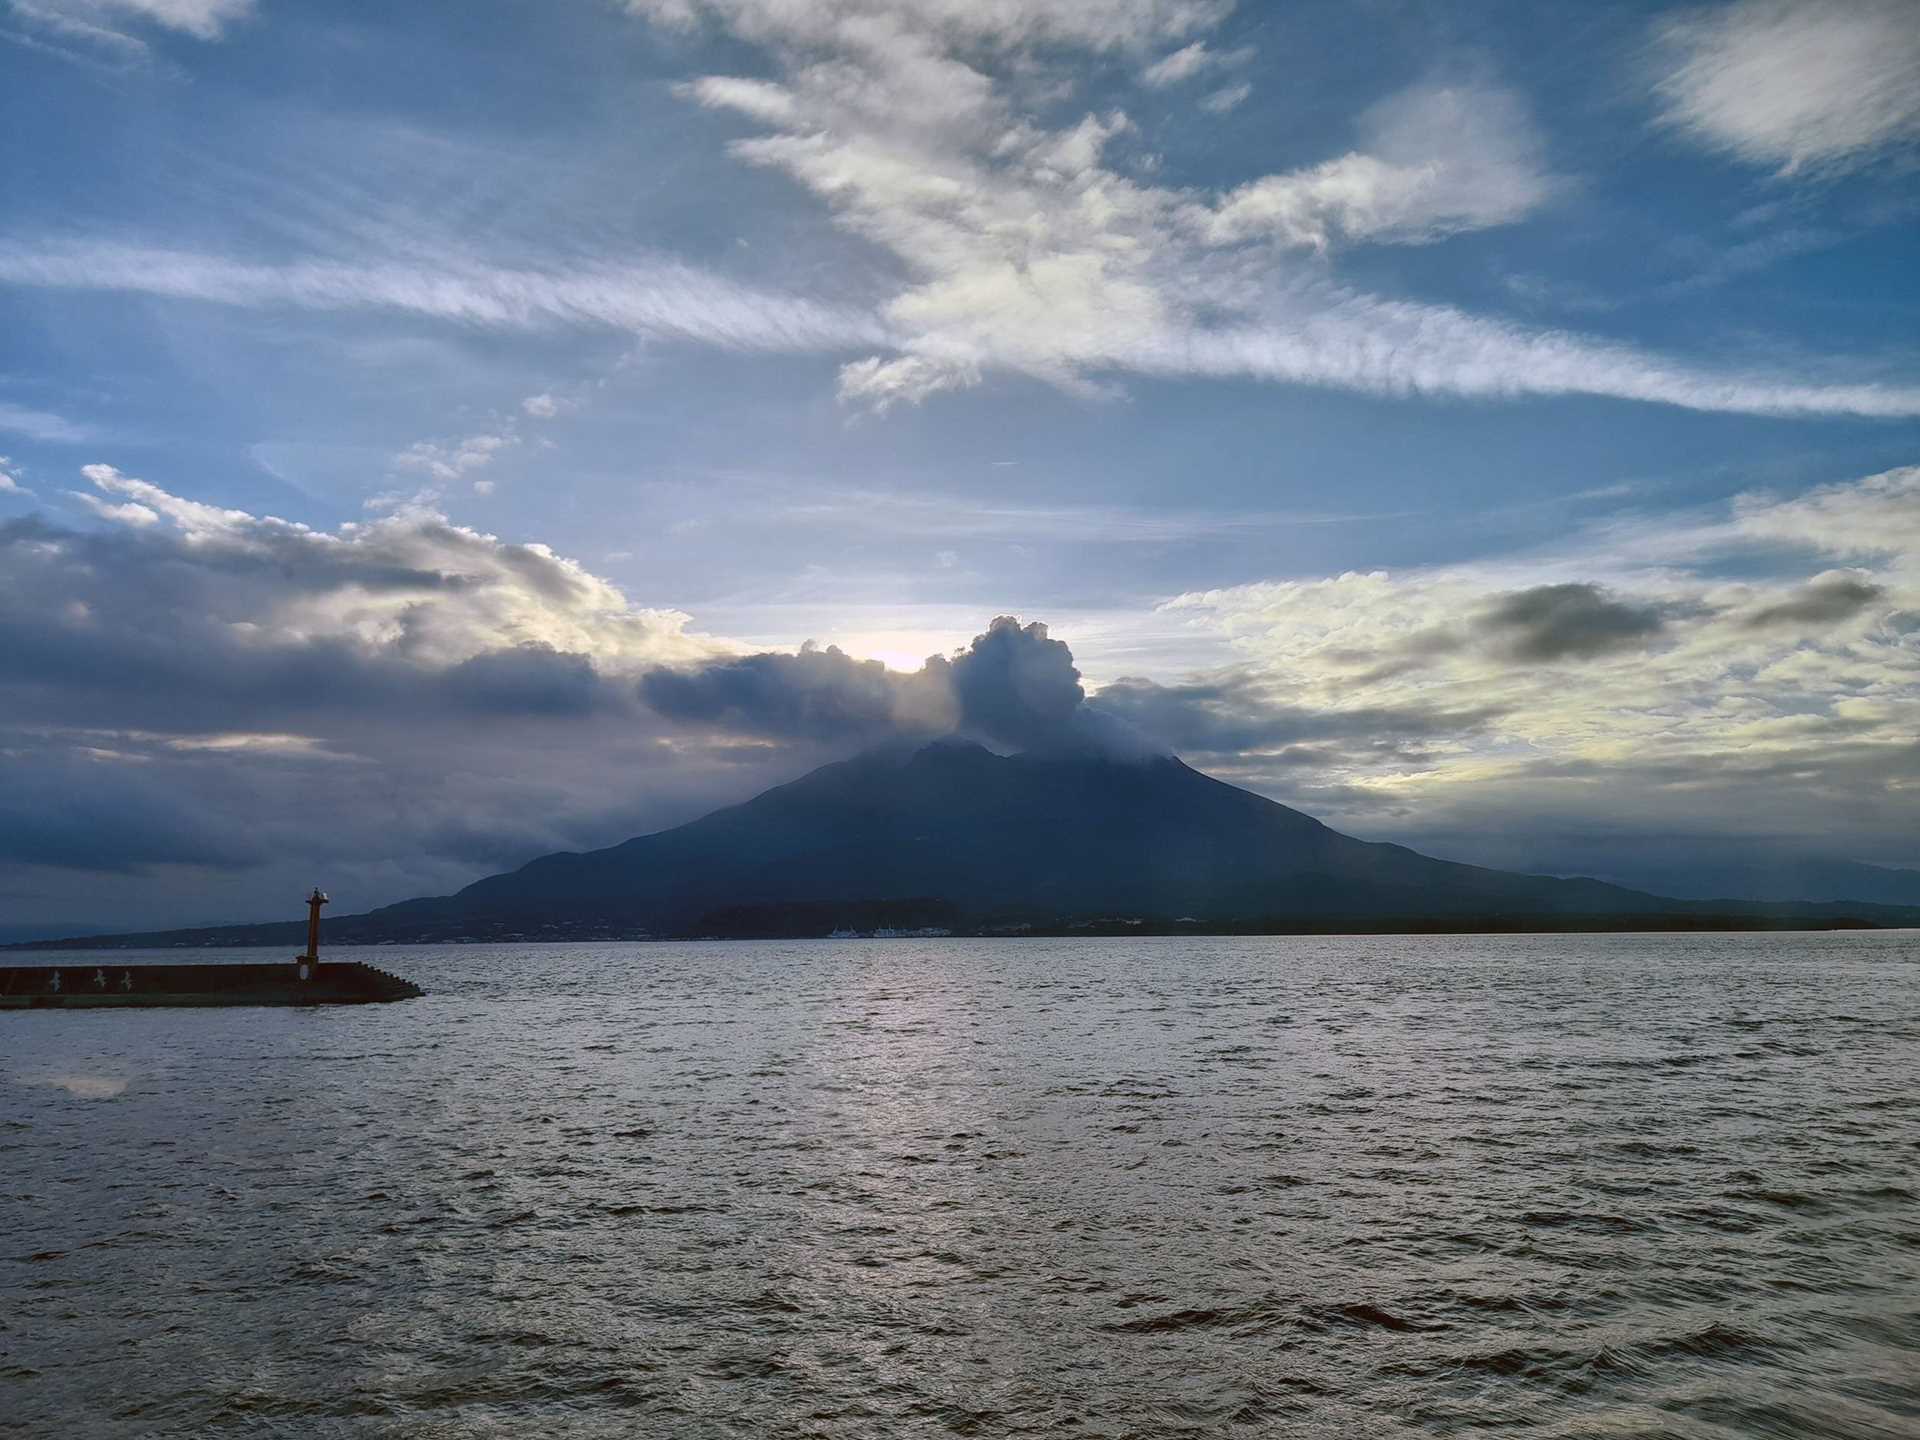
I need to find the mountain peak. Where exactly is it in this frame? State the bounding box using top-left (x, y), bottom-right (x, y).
top-left (435, 740), bottom-right (1694, 933)
top-left (910, 734), bottom-right (997, 761)
top-left (25, 743), bottom-right (1918, 949)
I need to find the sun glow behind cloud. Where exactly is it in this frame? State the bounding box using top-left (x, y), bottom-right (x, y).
top-left (2, 0), bottom-right (1919, 931)
top-left (10, 460), bottom-right (1917, 891)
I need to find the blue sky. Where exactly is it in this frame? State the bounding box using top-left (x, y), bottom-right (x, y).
top-left (2, 0), bottom-right (1918, 934)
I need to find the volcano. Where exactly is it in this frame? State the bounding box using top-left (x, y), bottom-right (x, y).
top-left (20, 738), bottom-right (1911, 949)
top-left (340, 738), bottom-right (1904, 938)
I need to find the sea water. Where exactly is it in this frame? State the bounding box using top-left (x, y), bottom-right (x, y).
top-left (3, 932), bottom-right (1916, 1437)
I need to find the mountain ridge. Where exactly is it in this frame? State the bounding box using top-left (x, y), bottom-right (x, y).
top-left (12, 739), bottom-right (1918, 947)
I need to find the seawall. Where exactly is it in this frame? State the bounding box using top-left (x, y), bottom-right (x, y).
top-left (0, 961), bottom-right (424, 1008)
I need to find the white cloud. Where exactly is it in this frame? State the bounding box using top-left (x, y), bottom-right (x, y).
top-left (0, 242), bottom-right (890, 352)
top-left (1150, 464), bottom-right (1920, 856)
top-left (838, 353), bottom-right (981, 411)
top-left (520, 392), bottom-right (560, 418)
top-left (1142, 289), bottom-right (1920, 417)
top-left (1654, 0), bottom-right (1920, 173)
top-left (626, 0), bottom-right (1231, 55)
top-left (6, 2), bottom-right (145, 56)
top-left (7, 0), bottom-right (252, 53)
top-left (1141, 40), bottom-right (1250, 88)
top-left (0, 458), bottom-right (24, 494)
top-left (159, 730), bottom-right (340, 756)
top-left (71, 495), bottom-right (160, 526)
top-left (1732, 464), bottom-right (1920, 558)
top-left (680, 75), bottom-right (800, 126)
top-left (1196, 83), bottom-right (1553, 247)
top-left (1198, 81), bottom-right (1249, 114)
top-left (392, 430), bottom-right (517, 485)
top-left (1142, 41), bottom-right (1209, 86)
top-left (641, 3), bottom-right (1920, 419)
top-left (78, 462), bottom-right (250, 538)
top-left (94, 0), bottom-right (250, 37)
top-left (59, 463), bottom-right (719, 670)
top-left (9, 2), bottom-right (1919, 424)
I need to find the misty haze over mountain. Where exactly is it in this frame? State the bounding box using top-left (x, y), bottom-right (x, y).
top-left (5, 608), bottom-right (1917, 945)
top-left (21, 735), bottom-right (1916, 949)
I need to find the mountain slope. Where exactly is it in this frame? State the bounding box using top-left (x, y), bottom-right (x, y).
top-left (367, 739), bottom-right (1881, 932)
top-left (425, 739), bottom-right (1634, 920)
top-left (1587, 856), bottom-right (1920, 909)
top-left (17, 739), bottom-right (1915, 947)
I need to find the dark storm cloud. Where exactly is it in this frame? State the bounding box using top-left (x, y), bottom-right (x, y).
top-left (1090, 671), bottom-right (1502, 757)
top-left (0, 754), bottom-right (266, 873)
top-left (1472, 583), bottom-right (1669, 661)
top-left (5, 484), bottom-right (1191, 933)
top-left (639, 643), bottom-right (920, 741)
top-left (413, 815), bottom-right (578, 870)
top-left (11, 496), bottom-right (1173, 930)
top-left (638, 616), bottom-right (1146, 754)
top-left (16, 458), bottom-right (1912, 938)
top-left (443, 645), bottom-right (606, 715)
top-left (935, 616), bottom-right (1088, 751)
top-left (1328, 581), bottom-right (1681, 684)
top-left (1, 519), bottom-right (365, 721)
top-left (0, 515), bottom-right (643, 730)
top-left (1742, 574), bottom-right (1885, 628)
top-left (0, 494), bottom-right (776, 933)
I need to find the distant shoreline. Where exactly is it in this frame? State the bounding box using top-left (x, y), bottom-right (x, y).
top-left (8, 909), bottom-right (1910, 952)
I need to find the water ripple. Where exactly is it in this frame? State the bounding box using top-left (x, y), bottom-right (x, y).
top-left (3, 930), bottom-right (1917, 1437)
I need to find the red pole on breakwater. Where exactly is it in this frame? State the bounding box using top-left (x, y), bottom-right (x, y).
top-left (300, 888), bottom-right (328, 970)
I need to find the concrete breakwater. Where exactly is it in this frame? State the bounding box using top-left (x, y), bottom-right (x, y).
top-left (0, 960), bottom-right (423, 1008)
